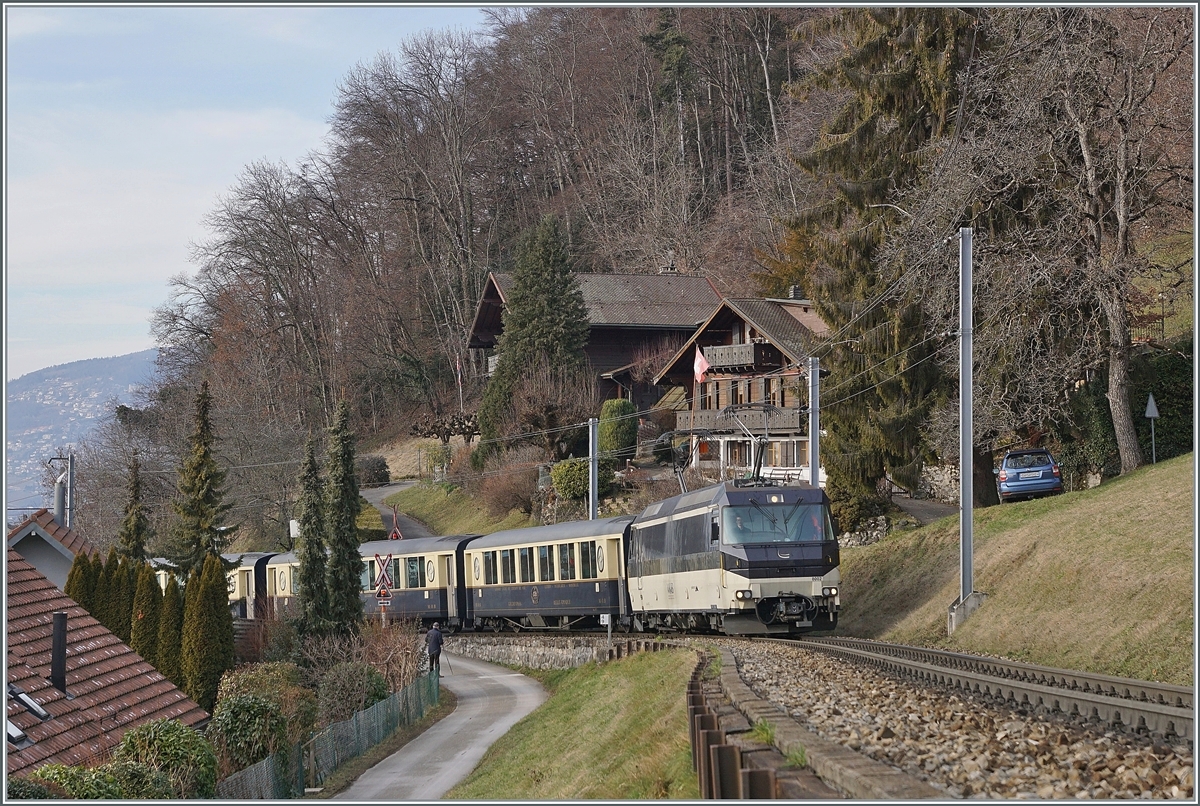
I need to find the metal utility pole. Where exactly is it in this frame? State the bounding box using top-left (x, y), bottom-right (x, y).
top-left (808, 356), bottom-right (820, 487)
top-left (588, 417), bottom-right (599, 520)
top-left (949, 227), bottom-right (986, 634)
top-left (50, 452), bottom-right (76, 529)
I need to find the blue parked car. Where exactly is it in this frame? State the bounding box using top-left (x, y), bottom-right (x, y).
top-left (994, 449), bottom-right (1063, 502)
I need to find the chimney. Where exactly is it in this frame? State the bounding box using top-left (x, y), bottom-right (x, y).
top-left (50, 611), bottom-right (68, 694)
top-left (54, 472), bottom-right (67, 525)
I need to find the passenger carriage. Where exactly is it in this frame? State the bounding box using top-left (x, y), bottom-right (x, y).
top-left (357, 535), bottom-right (480, 630)
top-left (463, 516), bottom-right (633, 631)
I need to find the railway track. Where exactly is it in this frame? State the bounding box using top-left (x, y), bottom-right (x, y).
top-left (783, 636), bottom-right (1193, 745)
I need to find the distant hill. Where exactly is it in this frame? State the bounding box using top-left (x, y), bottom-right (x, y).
top-left (5, 349), bottom-right (159, 520)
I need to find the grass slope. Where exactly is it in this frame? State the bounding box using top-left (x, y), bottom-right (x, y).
top-left (839, 453), bottom-right (1194, 685)
top-left (445, 649), bottom-right (700, 800)
top-left (383, 483), bottom-right (536, 536)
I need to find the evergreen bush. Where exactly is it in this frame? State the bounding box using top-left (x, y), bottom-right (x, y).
top-left (216, 662), bottom-right (317, 746)
top-left (317, 661), bottom-right (388, 725)
top-left (355, 454), bottom-right (391, 485)
top-left (63, 552), bottom-right (94, 614)
top-left (181, 554), bottom-right (234, 712)
top-left (112, 717), bottom-right (217, 798)
top-left (550, 458), bottom-right (614, 501)
top-left (95, 760), bottom-right (174, 799)
top-left (7, 776), bottom-right (64, 799)
top-left (598, 398), bottom-right (638, 462)
top-left (129, 563), bottom-right (161, 667)
top-left (207, 693), bottom-right (287, 776)
top-left (29, 764), bottom-right (121, 799)
top-left (156, 575), bottom-right (184, 687)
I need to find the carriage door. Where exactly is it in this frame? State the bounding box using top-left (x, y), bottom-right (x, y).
top-left (713, 507), bottom-right (726, 589)
top-left (445, 555), bottom-right (457, 620)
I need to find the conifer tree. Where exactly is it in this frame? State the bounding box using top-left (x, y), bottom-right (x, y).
top-left (63, 552), bottom-right (95, 614)
top-left (166, 382), bottom-right (236, 579)
top-left (295, 435), bottom-right (330, 635)
top-left (324, 401), bottom-right (363, 635)
top-left (181, 555), bottom-right (234, 712)
top-left (94, 547), bottom-right (119, 632)
top-left (130, 564), bottom-right (162, 667)
top-left (111, 556), bottom-right (135, 643)
top-left (115, 452), bottom-right (152, 562)
top-left (157, 575), bottom-right (184, 688)
top-left (478, 215), bottom-right (589, 449)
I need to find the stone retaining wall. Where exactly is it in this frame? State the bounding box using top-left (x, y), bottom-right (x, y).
top-left (446, 634), bottom-right (660, 669)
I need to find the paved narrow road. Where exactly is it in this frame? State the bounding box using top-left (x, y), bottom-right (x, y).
top-left (360, 481), bottom-right (436, 540)
top-left (334, 653), bottom-right (547, 801)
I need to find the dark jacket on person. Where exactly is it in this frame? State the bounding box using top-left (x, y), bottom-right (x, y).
top-left (426, 626), bottom-right (444, 655)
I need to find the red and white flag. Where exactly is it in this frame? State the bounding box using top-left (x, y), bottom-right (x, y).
top-left (693, 346), bottom-right (710, 384)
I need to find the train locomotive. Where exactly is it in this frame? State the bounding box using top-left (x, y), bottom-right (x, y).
top-left (229, 478), bottom-right (839, 636)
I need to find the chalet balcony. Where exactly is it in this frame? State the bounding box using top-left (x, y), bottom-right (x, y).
top-left (705, 342), bottom-right (776, 371)
top-left (679, 407), bottom-right (804, 433)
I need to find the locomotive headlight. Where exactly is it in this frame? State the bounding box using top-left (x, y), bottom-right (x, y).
top-left (734, 589), bottom-right (754, 601)
top-left (822, 586), bottom-right (838, 597)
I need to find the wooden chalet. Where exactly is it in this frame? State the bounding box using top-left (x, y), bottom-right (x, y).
top-left (468, 271), bottom-right (722, 409)
top-left (654, 295), bottom-right (831, 483)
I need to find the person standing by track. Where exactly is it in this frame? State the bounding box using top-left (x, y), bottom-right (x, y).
top-left (425, 622), bottom-right (444, 676)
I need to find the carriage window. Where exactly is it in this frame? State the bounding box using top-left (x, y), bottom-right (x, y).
top-left (538, 545), bottom-right (555, 581)
top-left (483, 551), bottom-right (498, 585)
top-left (406, 557), bottom-right (427, 588)
top-left (519, 548), bottom-right (535, 582)
top-left (558, 543), bottom-right (576, 580)
top-left (579, 540), bottom-right (597, 579)
top-left (501, 549), bottom-right (516, 584)
top-left (361, 561), bottom-right (372, 591)
top-left (392, 558), bottom-right (402, 589)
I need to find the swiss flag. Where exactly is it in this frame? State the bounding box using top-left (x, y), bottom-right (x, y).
top-left (693, 346), bottom-right (711, 384)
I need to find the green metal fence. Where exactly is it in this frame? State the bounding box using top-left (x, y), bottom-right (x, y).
top-left (215, 670), bottom-right (440, 799)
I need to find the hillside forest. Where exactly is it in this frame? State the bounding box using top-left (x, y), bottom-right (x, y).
top-left (50, 8), bottom-right (1193, 552)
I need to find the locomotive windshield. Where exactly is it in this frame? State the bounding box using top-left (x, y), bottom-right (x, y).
top-left (722, 502), bottom-right (834, 544)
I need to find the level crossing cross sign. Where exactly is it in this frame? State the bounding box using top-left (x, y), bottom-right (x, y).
top-left (374, 554), bottom-right (394, 590)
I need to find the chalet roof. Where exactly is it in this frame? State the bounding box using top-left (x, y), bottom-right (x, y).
top-left (653, 298), bottom-right (830, 386)
top-left (7, 509), bottom-right (99, 562)
top-left (468, 271), bottom-right (721, 349)
top-left (5, 550), bottom-right (208, 775)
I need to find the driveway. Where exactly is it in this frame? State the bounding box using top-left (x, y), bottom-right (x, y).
top-left (360, 481), bottom-right (436, 540)
top-left (892, 494), bottom-right (958, 525)
top-left (333, 653), bottom-right (547, 800)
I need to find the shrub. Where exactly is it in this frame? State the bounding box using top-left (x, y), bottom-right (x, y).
top-left (550, 458), bottom-right (615, 501)
top-left (318, 662), bottom-right (389, 725)
top-left (29, 764), bottom-right (121, 799)
top-left (598, 399), bottom-right (638, 462)
top-left (112, 717), bottom-right (217, 798)
top-left (181, 553), bottom-right (235, 712)
top-left (208, 693), bottom-right (287, 777)
top-left (480, 449), bottom-right (540, 516)
top-left (95, 760), bottom-right (174, 799)
top-left (7, 776), bottom-right (65, 799)
top-left (355, 454), bottom-right (391, 485)
top-left (356, 496), bottom-right (387, 543)
top-left (217, 662), bottom-right (317, 746)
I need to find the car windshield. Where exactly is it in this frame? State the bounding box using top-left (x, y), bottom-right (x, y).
top-left (1005, 452), bottom-right (1052, 469)
top-left (722, 502), bottom-right (833, 544)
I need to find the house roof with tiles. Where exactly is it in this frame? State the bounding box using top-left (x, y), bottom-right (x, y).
top-left (5, 549), bottom-right (208, 776)
top-left (8, 508), bottom-right (99, 560)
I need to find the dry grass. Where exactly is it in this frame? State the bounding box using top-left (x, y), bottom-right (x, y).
top-left (382, 483), bottom-right (536, 536)
top-left (839, 453), bottom-right (1194, 685)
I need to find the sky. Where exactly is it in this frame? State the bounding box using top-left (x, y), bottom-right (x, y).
top-left (4, 4), bottom-right (488, 381)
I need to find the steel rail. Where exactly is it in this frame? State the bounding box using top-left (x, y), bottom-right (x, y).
top-left (784, 636), bottom-right (1193, 744)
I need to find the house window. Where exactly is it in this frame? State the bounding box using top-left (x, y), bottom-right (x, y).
top-left (501, 549), bottom-right (516, 584)
top-left (483, 551), bottom-right (498, 585)
top-left (558, 544), bottom-right (576, 580)
top-left (538, 545), bottom-right (555, 581)
top-left (733, 380), bottom-right (746, 405)
top-left (406, 557), bottom-right (427, 589)
top-left (519, 547), bottom-right (535, 582)
top-left (579, 540), bottom-right (598, 579)
top-left (698, 381), bottom-right (709, 410)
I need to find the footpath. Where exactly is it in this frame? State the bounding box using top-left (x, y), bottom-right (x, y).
top-left (333, 653), bottom-right (546, 800)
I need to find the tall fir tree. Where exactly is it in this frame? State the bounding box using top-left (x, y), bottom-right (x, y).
top-left (324, 401), bottom-right (363, 635)
top-left (166, 381), bottom-right (236, 579)
top-left (771, 8), bottom-right (977, 525)
top-left (157, 575), bottom-right (184, 688)
top-left (478, 215), bottom-right (590, 449)
top-left (63, 552), bottom-right (96, 614)
top-left (115, 452), bottom-right (152, 562)
top-left (181, 555), bottom-right (234, 712)
top-left (129, 564), bottom-right (162, 667)
top-left (94, 547), bottom-right (119, 633)
top-left (295, 435), bottom-right (330, 635)
top-left (111, 556), bottom-right (134, 643)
